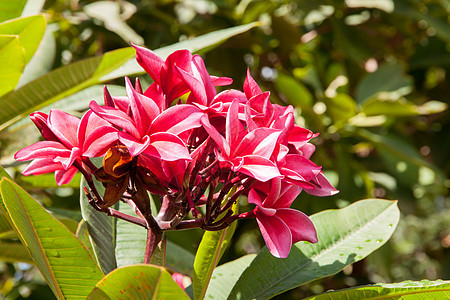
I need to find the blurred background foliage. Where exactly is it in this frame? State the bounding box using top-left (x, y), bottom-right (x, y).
top-left (0, 0), bottom-right (449, 299)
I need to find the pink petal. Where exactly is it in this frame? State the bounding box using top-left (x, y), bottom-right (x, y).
top-left (15, 141), bottom-right (70, 161)
top-left (256, 213), bottom-right (292, 258)
top-left (83, 126), bottom-right (119, 157)
top-left (237, 155), bottom-right (282, 182)
top-left (133, 43), bottom-right (164, 84)
top-left (211, 76), bottom-right (233, 86)
top-left (144, 83), bottom-right (166, 112)
top-left (193, 55), bottom-right (217, 102)
top-left (89, 101), bottom-right (140, 139)
top-left (21, 158), bottom-right (64, 176)
top-left (48, 110), bottom-right (80, 148)
top-left (235, 128), bottom-right (281, 159)
top-left (243, 69), bottom-right (262, 99)
top-left (248, 188), bottom-right (265, 206)
top-left (30, 112), bottom-right (58, 142)
top-left (144, 132), bottom-right (191, 161)
top-left (226, 99), bottom-right (245, 151)
top-left (271, 184), bottom-right (301, 209)
top-left (200, 115), bottom-right (230, 157)
top-left (276, 208), bottom-right (318, 244)
top-left (288, 126), bottom-right (319, 149)
top-left (54, 166), bottom-right (79, 186)
top-left (118, 132), bottom-right (151, 156)
top-left (304, 172), bottom-right (339, 196)
top-left (281, 155), bottom-right (322, 182)
top-left (176, 66), bottom-right (208, 106)
top-left (149, 104), bottom-right (204, 136)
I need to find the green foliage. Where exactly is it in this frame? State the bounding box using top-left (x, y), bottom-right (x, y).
top-left (0, 0), bottom-right (448, 298)
top-left (208, 199), bottom-right (400, 299)
top-left (306, 280), bottom-right (450, 299)
top-left (193, 200), bottom-right (239, 300)
top-left (87, 265), bottom-right (189, 299)
top-left (0, 178), bottom-right (103, 299)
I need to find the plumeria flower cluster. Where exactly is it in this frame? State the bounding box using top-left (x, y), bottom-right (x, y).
top-left (15, 45), bottom-right (338, 259)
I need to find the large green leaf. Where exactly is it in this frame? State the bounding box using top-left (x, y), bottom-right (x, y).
top-left (221, 199), bottom-right (399, 300)
top-left (80, 177), bottom-right (117, 274)
top-left (274, 72), bottom-right (313, 107)
top-left (193, 200), bottom-right (238, 300)
top-left (205, 254), bottom-right (256, 299)
top-left (0, 22), bottom-right (258, 130)
top-left (87, 264), bottom-right (189, 299)
top-left (0, 0), bottom-right (27, 23)
top-left (114, 199), bottom-right (146, 268)
top-left (0, 178), bottom-right (103, 299)
top-left (16, 23), bottom-right (57, 88)
top-left (0, 35), bottom-right (25, 96)
top-left (0, 47), bottom-right (134, 130)
top-left (0, 15), bottom-right (46, 64)
top-left (307, 280), bottom-right (450, 299)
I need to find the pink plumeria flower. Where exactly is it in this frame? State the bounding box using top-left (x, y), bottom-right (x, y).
top-left (201, 99), bottom-right (282, 182)
top-left (15, 109), bottom-right (117, 185)
top-left (133, 44), bottom-right (231, 109)
top-left (90, 77), bottom-right (203, 160)
top-left (248, 178), bottom-right (318, 258)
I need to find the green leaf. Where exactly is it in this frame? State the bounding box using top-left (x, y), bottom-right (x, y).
top-left (114, 199), bottom-right (147, 268)
top-left (0, 0), bottom-right (27, 22)
top-left (227, 199), bottom-right (400, 300)
top-left (205, 254), bottom-right (256, 299)
top-left (355, 63), bottom-right (413, 104)
top-left (0, 240), bottom-right (33, 264)
top-left (307, 280), bottom-right (450, 299)
top-left (361, 98), bottom-right (447, 117)
top-left (0, 178), bottom-right (103, 299)
top-left (80, 177), bottom-right (117, 274)
top-left (0, 47), bottom-right (134, 130)
top-left (16, 23), bottom-right (57, 88)
top-left (165, 240), bottom-right (195, 276)
top-left (87, 264), bottom-right (190, 300)
top-left (100, 22), bottom-right (260, 82)
top-left (324, 93), bottom-right (357, 123)
top-left (274, 72), bottom-right (313, 107)
top-left (0, 15), bottom-right (46, 64)
top-left (0, 23), bottom-right (258, 130)
top-left (193, 200), bottom-right (238, 300)
top-left (0, 35), bottom-right (25, 96)
top-left (17, 172), bottom-right (82, 188)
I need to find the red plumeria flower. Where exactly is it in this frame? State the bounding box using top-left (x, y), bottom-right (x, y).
top-left (133, 44), bottom-right (231, 109)
top-left (15, 109), bottom-right (117, 185)
top-left (201, 99), bottom-right (282, 182)
top-left (90, 77), bottom-right (203, 160)
top-left (248, 178), bottom-right (318, 258)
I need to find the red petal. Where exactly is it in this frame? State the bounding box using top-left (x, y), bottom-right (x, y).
top-left (276, 209), bottom-right (318, 244)
top-left (145, 132), bottom-right (191, 161)
top-left (133, 43), bottom-right (164, 84)
top-left (15, 141), bottom-right (70, 161)
top-left (256, 213), bottom-right (292, 258)
top-left (48, 110), bottom-right (80, 148)
top-left (238, 155), bottom-right (282, 182)
top-left (243, 69), bottom-right (262, 99)
top-left (150, 104), bottom-right (203, 136)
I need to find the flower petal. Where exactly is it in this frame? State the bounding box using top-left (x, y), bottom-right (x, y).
top-left (149, 104), bottom-right (203, 136)
top-left (48, 110), bottom-right (80, 148)
top-left (276, 208), bottom-right (318, 244)
top-left (244, 69), bottom-right (262, 99)
top-left (133, 43), bottom-right (164, 84)
top-left (144, 132), bottom-right (191, 161)
top-left (256, 213), bottom-right (292, 258)
top-left (15, 141), bottom-right (70, 161)
top-left (237, 155), bottom-right (282, 182)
